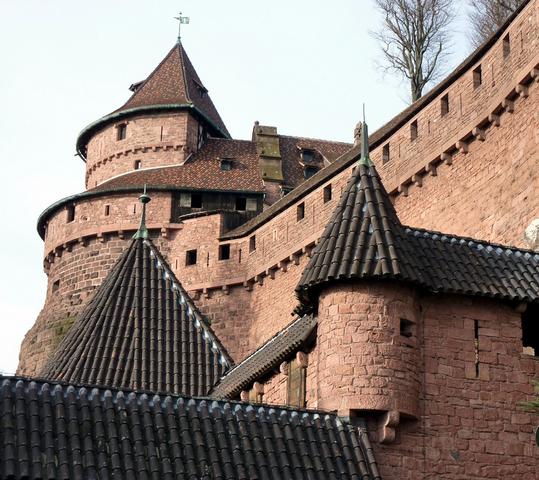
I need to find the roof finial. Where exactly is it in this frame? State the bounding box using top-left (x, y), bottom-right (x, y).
top-left (174, 12), bottom-right (190, 43)
top-left (359, 104), bottom-right (373, 167)
top-left (133, 185), bottom-right (151, 239)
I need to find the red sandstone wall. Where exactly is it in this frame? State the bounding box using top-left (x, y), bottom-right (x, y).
top-left (20, 0), bottom-right (539, 376)
top-left (85, 112), bottom-right (198, 187)
top-left (369, 294), bottom-right (539, 479)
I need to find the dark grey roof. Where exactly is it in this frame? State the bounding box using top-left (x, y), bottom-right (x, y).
top-left (297, 159), bottom-right (539, 306)
top-left (0, 376), bottom-right (381, 480)
top-left (212, 315), bottom-right (317, 399)
top-left (40, 237), bottom-right (232, 397)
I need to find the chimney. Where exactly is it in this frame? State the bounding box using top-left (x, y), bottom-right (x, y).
top-left (252, 122), bottom-right (283, 183)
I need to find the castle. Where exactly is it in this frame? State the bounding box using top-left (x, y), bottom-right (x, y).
top-left (3, 0), bottom-right (538, 478)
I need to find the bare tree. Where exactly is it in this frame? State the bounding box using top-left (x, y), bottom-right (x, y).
top-left (468, 0), bottom-right (522, 48)
top-left (372, 0), bottom-right (455, 102)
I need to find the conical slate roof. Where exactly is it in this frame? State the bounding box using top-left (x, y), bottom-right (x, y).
top-left (41, 236), bottom-right (232, 396)
top-left (116, 42), bottom-right (230, 138)
top-left (297, 122), bottom-right (539, 306)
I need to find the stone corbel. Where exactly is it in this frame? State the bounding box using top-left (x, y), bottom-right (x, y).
top-left (160, 227), bottom-right (169, 238)
top-left (502, 98), bottom-right (514, 113)
top-left (279, 361), bottom-right (289, 375)
top-left (296, 351), bottom-right (309, 368)
top-left (290, 252), bottom-right (301, 266)
top-left (379, 410), bottom-right (400, 444)
top-left (255, 274), bottom-right (264, 286)
top-left (456, 140), bottom-right (468, 154)
top-left (412, 173), bottom-right (423, 188)
top-left (440, 152), bottom-right (452, 166)
top-left (472, 128), bottom-right (485, 141)
top-left (243, 280), bottom-right (254, 292)
top-left (426, 162), bottom-right (437, 177)
top-left (222, 285), bottom-right (230, 295)
top-left (240, 390), bottom-right (249, 402)
top-left (531, 68), bottom-right (539, 83)
top-left (278, 260), bottom-right (289, 273)
top-left (516, 84), bottom-right (529, 98)
top-left (397, 184), bottom-right (409, 197)
top-left (488, 113), bottom-right (500, 127)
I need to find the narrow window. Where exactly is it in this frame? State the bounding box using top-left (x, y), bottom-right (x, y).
top-left (52, 280), bottom-right (60, 293)
top-left (297, 202), bottom-right (305, 221)
top-left (503, 33), bottom-right (510, 58)
top-left (323, 184), bottom-right (332, 203)
top-left (235, 197), bottom-right (247, 211)
top-left (185, 249), bottom-right (197, 266)
top-left (287, 357), bottom-right (307, 408)
top-left (191, 193), bottom-right (203, 209)
top-left (382, 144), bottom-right (390, 164)
top-left (66, 205), bottom-right (75, 223)
top-left (441, 94), bottom-right (449, 116)
top-left (400, 318), bottom-right (414, 338)
top-left (219, 244), bottom-right (231, 261)
top-left (473, 65), bottom-right (482, 88)
top-left (116, 123), bottom-right (127, 141)
top-left (133, 204), bottom-right (137, 214)
top-left (410, 120), bottom-right (418, 141)
top-left (104, 205), bottom-right (110, 216)
top-left (249, 235), bottom-right (256, 253)
top-left (522, 305), bottom-right (539, 357)
top-left (134, 160), bottom-right (142, 170)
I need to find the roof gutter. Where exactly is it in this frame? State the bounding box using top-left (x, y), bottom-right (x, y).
top-left (76, 103), bottom-right (231, 160)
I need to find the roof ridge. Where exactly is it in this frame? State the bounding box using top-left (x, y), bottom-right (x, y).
top-left (0, 374), bottom-right (346, 417)
top-left (279, 133), bottom-right (353, 145)
top-left (405, 225), bottom-right (539, 256)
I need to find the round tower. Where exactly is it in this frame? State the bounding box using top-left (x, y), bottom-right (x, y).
top-left (17, 41), bottom-right (235, 376)
top-left (296, 122), bottom-right (422, 429)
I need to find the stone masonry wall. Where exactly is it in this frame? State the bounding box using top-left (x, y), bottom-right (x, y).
top-left (369, 293), bottom-right (539, 479)
top-left (85, 112), bottom-right (199, 188)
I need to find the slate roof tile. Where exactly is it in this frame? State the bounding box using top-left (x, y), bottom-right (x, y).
top-left (40, 236), bottom-right (232, 397)
top-left (0, 376), bottom-right (382, 479)
top-left (212, 315), bottom-right (317, 399)
top-left (297, 137), bottom-right (539, 306)
top-left (116, 43), bottom-right (230, 138)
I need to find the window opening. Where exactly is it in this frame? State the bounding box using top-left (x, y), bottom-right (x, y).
top-left (52, 280), bottom-right (60, 293)
top-left (473, 65), bottom-right (482, 88)
top-left (116, 123), bottom-right (127, 141)
top-left (66, 205), bottom-right (75, 223)
top-left (220, 158), bottom-right (233, 171)
top-left (323, 184), bottom-right (332, 203)
top-left (235, 197), bottom-right (247, 211)
top-left (503, 34), bottom-right (510, 58)
top-left (219, 244), bottom-right (231, 261)
top-left (400, 318), bottom-right (414, 338)
top-left (249, 236), bottom-right (256, 253)
top-left (382, 144), bottom-right (390, 164)
top-left (301, 149), bottom-right (315, 163)
top-left (410, 120), bottom-right (418, 141)
top-left (304, 166), bottom-right (318, 179)
top-left (522, 304), bottom-right (539, 356)
top-left (474, 320), bottom-right (480, 377)
top-left (185, 249), bottom-right (197, 266)
top-left (191, 193), bottom-right (203, 209)
top-left (134, 160), bottom-right (142, 170)
top-left (297, 202), bottom-right (305, 221)
top-left (104, 205), bottom-right (110, 216)
top-left (441, 94), bottom-right (449, 116)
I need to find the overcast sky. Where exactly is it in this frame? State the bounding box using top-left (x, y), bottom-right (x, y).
top-left (0, 0), bottom-right (470, 373)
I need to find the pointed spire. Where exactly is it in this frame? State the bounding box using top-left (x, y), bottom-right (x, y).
top-left (133, 185), bottom-right (150, 239)
top-left (359, 105), bottom-right (373, 167)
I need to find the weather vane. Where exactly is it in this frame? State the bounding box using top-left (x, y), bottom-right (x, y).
top-left (174, 12), bottom-right (190, 43)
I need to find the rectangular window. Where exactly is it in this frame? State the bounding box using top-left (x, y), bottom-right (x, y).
top-left (249, 235), bottom-right (256, 253)
top-left (503, 34), bottom-right (510, 58)
top-left (382, 144), bottom-right (390, 164)
top-left (185, 249), bottom-right (197, 266)
top-left (323, 184), bottom-right (332, 203)
top-left (235, 197), bottom-right (247, 211)
top-left (410, 120), bottom-right (418, 141)
top-left (219, 244), bottom-right (230, 261)
top-left (297, 202), bottom-right (305, 221)
top-left (116, 123), bottom-right (127, 141)
top-left (66, 205), bottom-right (75, 223)
top-left (191, 193), bottom-right (203, 209)
top-left (522, 305), bottom-right (539, 357)
top-left (473, 65), bottom-right (482, 88)
top-left (287, 358), bottom-right (306, 408)
top-left (179, 193), bottom-right (191, 208)
top-left (52, 280), bottom-right (60, 293)
top-left (400, 318), bottom-right (414, 338)
top-left (441, 94), bottom-right (449, 116)
top-left (220, 159), bottom-right (233, 171)
top-left (134, 160), bottom-right (142, 170)
top-left (104, 205), bottom-right (110, 216)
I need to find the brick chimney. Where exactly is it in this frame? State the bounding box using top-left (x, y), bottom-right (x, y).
top-left (252, 122), bottom-right (283, 183)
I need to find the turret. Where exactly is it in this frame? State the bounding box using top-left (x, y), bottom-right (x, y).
top-left (77, 42), bottom-right (230, 189)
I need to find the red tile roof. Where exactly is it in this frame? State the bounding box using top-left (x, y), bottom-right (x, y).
top-left (93, 139), bottom-right (264, 193)
top-left (115, 42), bottom-right (229, 138)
